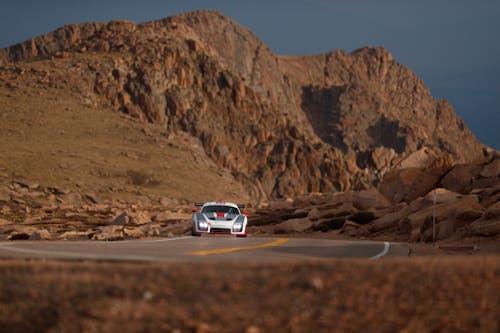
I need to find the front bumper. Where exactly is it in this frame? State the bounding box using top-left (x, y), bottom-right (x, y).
top-left (193, 220), bottom-right (247, 236)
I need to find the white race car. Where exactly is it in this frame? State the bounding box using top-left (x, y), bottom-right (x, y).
top-left (191, 201), bottom-right (248, 237)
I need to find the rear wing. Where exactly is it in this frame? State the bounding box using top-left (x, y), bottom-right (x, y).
top-left (194, 202), bottom-right (245, 209)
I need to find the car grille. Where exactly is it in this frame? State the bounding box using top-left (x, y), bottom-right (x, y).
top-left (210, 228), bottom-right (231, 233)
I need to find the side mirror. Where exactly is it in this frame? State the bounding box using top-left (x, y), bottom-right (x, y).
top-left (242, 211), bottom-right (249, 216)
top-left (192, 209), bottom-right (198, 213)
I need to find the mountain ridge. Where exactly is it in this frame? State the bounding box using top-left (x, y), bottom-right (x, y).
top-left (0, 10), bottom-right (486, 201)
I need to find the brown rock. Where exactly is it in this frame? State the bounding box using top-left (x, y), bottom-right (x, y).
top-left (129, 211), bottom-right (151, 225)
top-left (58, 230), bottom-right (92, 240)
top-left (469, 176), bottom-right (500, 192)
top-left (109, 212), bottom-right (129, 225)
top-left (347, 211), bottom-right (377, 225)
top-left (472, 220), bottom-right (500, 236)
top-left (368, 199), bottom-right (427, 233)
top-left (307, 207), bottom-right (321, 221)
top-left (274, 218), bottom-right (313, 233)
top-left (313, 217), bottom-right (346, 232)
top-left (342, 221), bottom-right (368, 237)
top-left (14, 179), bottom-right (40, 190)
top-left (423, 188), bottom-right (462, 204)
top-left (57, 192), bottom-right (83, 206)
top-left (92, 225), bottom-right (124, 240)
top-left (371, 146), bottom-right (396, 170)
top-left (440, 164), bottom-right (482, 193)
top-left (124, 227), bottom-right (146, 238)
top-left (0, 218), bottom-right (13, 226)
top-left (406, 195), bottom-right (483, 240)
top-left (316, 204), bottom-right (354, 220)
top-left (352, 189), bottom-right (390, 210)
top-left (368, 209), bottom-right (405, 233)
top-left (379, 166), bottom-right (447, 203)
top-left (397, 147), bottom-right (438, 169)
top-left (141, 224), bottom-right (161, 237)
top-left (468, 202), bottom-right (500, 236)
top-left (479, 156), bottom-right (500, 178)
top-left (29, 229), bottom-right (52, 240)
top-left (159, 197), bottom-right (172, 207)
top-left (475, 185), bottom-right (500, 208)
top-left (482, 201), bottom-right (500, 221)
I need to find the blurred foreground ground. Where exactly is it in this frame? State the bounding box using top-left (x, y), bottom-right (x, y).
top-left (0, 257), bottom-right (498, 333)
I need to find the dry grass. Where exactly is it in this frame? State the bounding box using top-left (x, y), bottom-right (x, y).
top-left (0, 257), bottom-right (498, 333)
top-left (0, 56), bottom-right (249, 204)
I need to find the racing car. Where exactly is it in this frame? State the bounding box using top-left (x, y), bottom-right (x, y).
top-left (191, 201), bottom-right (248, 237)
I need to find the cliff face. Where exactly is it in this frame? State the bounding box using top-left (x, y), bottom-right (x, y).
top-left (0, 10), bottom-right (485, 200)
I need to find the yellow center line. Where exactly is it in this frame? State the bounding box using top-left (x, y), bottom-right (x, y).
top-left (188, 238), bottom-right (289, 256)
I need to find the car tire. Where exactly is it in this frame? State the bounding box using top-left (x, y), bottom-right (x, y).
top-left (191, 226), bottom-right (201, 236)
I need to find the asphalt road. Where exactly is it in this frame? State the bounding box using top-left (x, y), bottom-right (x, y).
top-left (0, 236), bottom-right (408, 262)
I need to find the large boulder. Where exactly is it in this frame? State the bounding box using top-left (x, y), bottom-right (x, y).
top-left (468, 201), bottom-right (500, 236)
top-left (397, 147), bottom-right (439, 169)
top-left (440, 164), bottom-right (482, 193)
top-left (422, 188), bottom-right (462, 204)
top-left (367, 200), bottom-right (425, 233)
top-left (405, 195), bottom-right (483, 241)
top-left (351, 189), bottom-right (390, 211)
top-left (378, 166), bottom-right (447, 203)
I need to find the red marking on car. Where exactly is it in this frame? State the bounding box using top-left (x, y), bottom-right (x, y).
top-left (216, 212), bottom-right (225, 217)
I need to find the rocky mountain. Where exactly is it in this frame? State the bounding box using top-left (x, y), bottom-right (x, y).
top-left (0, 10), bottom-right (486, 202)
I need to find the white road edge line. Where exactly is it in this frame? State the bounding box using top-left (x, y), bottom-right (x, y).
top-left (370, 241), bottom-right (390, 260)
top-left (0, 236), bottom-right (194, 262)
top-left (117, 236), bottom-right (194, 244)
top-left (0, 243), bottom-right (162, 261)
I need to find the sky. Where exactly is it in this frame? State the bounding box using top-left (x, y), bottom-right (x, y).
top-left (1, 0), bottom-right (498, 150)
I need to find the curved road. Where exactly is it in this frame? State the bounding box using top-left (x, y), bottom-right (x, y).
top-left (0, 236), bottom-right (408, 262)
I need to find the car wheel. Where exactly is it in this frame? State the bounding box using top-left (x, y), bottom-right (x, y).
top-left (191, 226), bottom-right (201, 236)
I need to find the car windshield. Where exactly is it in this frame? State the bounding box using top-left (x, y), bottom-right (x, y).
top-left (202, 205), bottom-right (239, 215)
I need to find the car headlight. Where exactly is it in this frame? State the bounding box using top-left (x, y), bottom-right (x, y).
top-left (196, 214), bottom-right (209, 230)
top-left (233, 216), bottom-right (245, 232)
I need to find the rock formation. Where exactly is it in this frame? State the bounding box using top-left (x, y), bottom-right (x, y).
top-left (250, 152), bottom-right (499, 242)
top-left (0, 10), bottom-right (486, 201)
